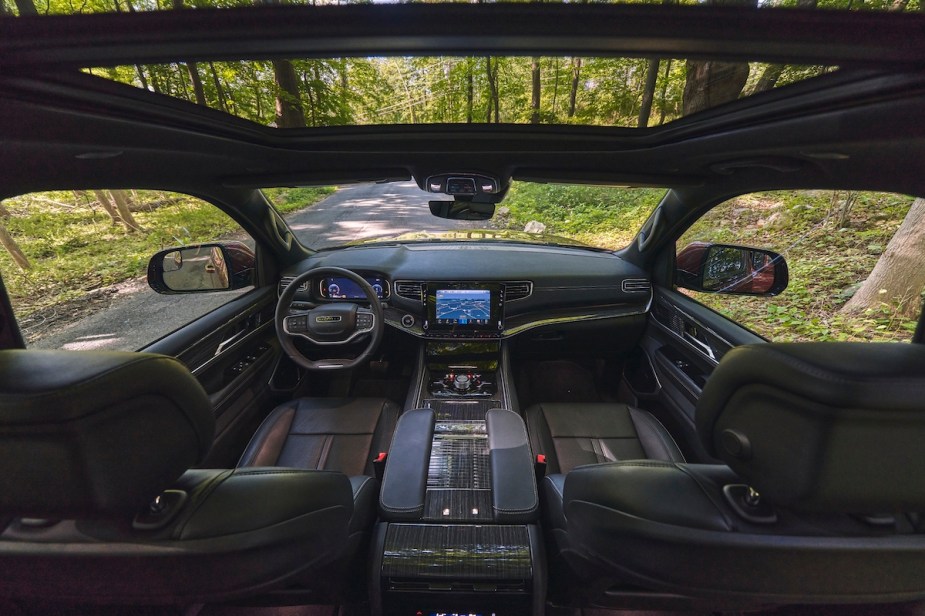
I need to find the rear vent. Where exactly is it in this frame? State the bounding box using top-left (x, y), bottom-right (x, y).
top-left (278, 276), bottom-right (309, 295)
top-left (394, 280), bottom-right (424, 301)
top-left (504, 281), bottom-right (533, 301)
top-left (622, 278), bottom-right (652, 293)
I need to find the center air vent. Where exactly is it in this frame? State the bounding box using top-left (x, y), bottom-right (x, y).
top-left (278, 276), bottom-right (309, 295)
top-left (394, 280), bottom-right (424, 301)
top-left (504, 281), bottom-right (533, 301)
top-left (622, 279), bottom-right (652, 293)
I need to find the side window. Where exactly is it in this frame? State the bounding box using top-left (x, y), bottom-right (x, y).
top-left (0, 190), bottom-right (255, 351)
top-left (677, 190), bottom-right (924, 342)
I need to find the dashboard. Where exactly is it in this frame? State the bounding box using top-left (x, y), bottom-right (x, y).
top-left (280, 242), bottom-right (653, 341)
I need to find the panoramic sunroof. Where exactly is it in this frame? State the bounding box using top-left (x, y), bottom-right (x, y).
top-left (87, 56), bottom-right (835, 130)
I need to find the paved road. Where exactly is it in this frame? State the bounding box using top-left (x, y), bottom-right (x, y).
top-left (31, 181), bottom-right (479, 351)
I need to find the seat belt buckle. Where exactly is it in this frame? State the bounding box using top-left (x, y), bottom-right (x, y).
top-left (534, 454), bottom-right (547, 484)
top-left (373, 452), bottom-right (388, 481)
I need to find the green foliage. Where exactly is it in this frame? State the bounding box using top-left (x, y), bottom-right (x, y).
top-left (679, 190), bottom-right (919, 342)
top-left (0, 187), bottom-right (333, 320)
top-left (498, 183), bottom-right (663, 248)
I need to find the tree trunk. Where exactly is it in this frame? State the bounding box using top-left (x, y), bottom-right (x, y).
top-left (531, 57), bottom-right (541, 124)
top-left (683, 60), bottom-right (751, 116)
top-left (14, 0), bottom-right (38, 15)
top-left (93, 190), bottom-right (120, 225)
top-left (0, 225), bottom-right (30, 270)
top-left (486, 58), bottom-right (501, 123)
top-left (485, 59), bottom-right (493, 123)
top-left (109, 190), bottom-right (143, 233)
top-left (209, 62), bottom-right (229, 113)
top-left (491, 61), bottom-right (500, 123)
top-left (466, 60), bottom-right (473, 123)
top-left (171, 0), bottom-right (207, 106)
top-left (568, 57), bottom-right (581, 118)
top-left (638, 58), bottom-right (660, 128)
top-left (271, 60), bottom-right (306, 128)
top-left (682, 0), bottom-right (756, 116)
top-left (842, 197), bottom-right (925, 317)
top-left (751, 64), bottom-right (785, 95)
top-left (657, 59), bottom-right (673, 125)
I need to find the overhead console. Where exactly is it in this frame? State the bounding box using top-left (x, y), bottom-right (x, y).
top-left (423, 282), bottom-right (504, 339)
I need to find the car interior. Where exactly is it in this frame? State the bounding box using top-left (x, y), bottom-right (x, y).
top-left (2, 4), bottom-right (925, 616)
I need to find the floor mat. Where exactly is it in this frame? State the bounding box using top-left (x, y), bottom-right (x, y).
top-left (351, 378), bottom-right (409, 406)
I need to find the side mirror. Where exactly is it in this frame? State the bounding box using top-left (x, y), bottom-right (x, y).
top-left (147, 241), bottom-right (256, 294)
top-left (429, 200), bottom-right (495, 221)
top-left (676, 241), bottom-right (788, 296)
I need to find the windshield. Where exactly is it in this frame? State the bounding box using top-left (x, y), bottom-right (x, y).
top-left (263, 181), bottom-right (664, 251)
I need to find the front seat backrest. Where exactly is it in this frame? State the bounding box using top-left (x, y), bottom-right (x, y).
top-left (696, 342), bottom-right (925, 512)
top-left (0, 350), bottom-right (354, 606)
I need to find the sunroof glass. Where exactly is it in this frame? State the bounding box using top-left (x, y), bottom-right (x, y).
top-left (86, 56), bottom-right (836, 129)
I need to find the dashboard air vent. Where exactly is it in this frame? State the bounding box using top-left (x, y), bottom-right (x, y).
top-left (622, 279), bottom-right (652, 293)
top-left (394, 281), bottom-right (424, 301)
top-left (278, 276), bottom-right (309, 295)
top-left (504, 281), bottom-right (533, 301)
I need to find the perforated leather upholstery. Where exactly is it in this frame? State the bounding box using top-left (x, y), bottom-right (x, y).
top-left (524, 402), bottom-right (684, 475)
top-left (524, 402), bottom-right (683, 542)
top-left (238, 397), bottom-right (400, 536)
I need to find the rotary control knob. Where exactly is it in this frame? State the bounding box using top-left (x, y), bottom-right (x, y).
top-left (453, 374), bottom-right (471, 392)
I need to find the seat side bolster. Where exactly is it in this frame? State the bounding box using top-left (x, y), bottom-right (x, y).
top-left (237, 405), bottom-right (297, 467)
top-left (176, 468), bottom-right (354, 540)
top-left (564, 462), bottom-right (737, 533)
top-left (628, 407), bottom-right (686, 463)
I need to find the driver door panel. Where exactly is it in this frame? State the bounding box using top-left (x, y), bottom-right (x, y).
top-left (143, 287), bottom-right (288, 466)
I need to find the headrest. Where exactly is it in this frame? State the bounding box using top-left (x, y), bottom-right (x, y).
top-left (696, 342), bottom-right (925, 513)
top-left (0, 350), bottom-right (214, 517)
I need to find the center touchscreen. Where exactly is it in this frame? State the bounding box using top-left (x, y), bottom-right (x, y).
top-left (435, 289), bottom-right (491, 326)
top-left (424, 283), bottom-right (503, 337)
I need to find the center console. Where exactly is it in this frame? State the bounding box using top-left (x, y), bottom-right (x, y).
top-left (372, 406), bottom-right (544, 616)
top-left (373, 282), bottom-right (542, 615)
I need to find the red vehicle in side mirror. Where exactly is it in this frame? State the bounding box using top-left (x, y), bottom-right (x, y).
top-left (676, 241), bottom-right (788, 296)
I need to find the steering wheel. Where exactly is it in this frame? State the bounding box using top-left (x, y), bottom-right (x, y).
top-left (275, 266), bottom-right (384, 370)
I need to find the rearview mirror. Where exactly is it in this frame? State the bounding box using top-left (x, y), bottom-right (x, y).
top-left (147, 241), bottom-right (256, 294)
top-left (676, 241), bottom-right (788, 296)
top-left (429, 200), bottom-right (495, 221)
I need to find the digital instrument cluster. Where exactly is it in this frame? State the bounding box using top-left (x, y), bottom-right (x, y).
top-left (319, 275), bottom-right (389, 300)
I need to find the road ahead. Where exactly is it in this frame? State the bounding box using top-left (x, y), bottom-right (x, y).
top-left (31, 181), bottom-right (480, 351)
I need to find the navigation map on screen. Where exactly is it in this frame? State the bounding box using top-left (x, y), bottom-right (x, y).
top-left (435, 289), bottom-right (491, 326)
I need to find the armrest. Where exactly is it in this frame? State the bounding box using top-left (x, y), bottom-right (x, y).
top-left (487, 408), bottom-right (538, 522)
top-left (379, 409), bottom-right (434, 521)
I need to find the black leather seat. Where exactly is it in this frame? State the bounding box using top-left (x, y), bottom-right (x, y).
top-left (562, 343), bottom-right (925, 607)
top-left (238, 397), bottom-right (399, 553)
top-left (524, 402), bottom-right (684, 551)
top-left (0, 350), bottom-right (355, 609)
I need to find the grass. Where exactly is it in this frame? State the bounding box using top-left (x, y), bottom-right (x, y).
top-left (496, 182), bottom-right (663, 248)
top-left (0, 187), bottom-right (334, 320)
top-left (678, 190), bottom-right (920, 342)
